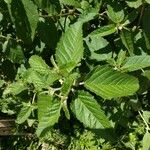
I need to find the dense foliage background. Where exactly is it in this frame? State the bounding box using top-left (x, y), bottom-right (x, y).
top-left (1, 0), bottom-right (150, 149)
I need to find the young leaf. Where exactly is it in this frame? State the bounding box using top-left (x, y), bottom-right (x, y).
top-left (61, 73), bottom-right (78, 97)
top-left (120, 29), bottom-right (134, 56)
top-left (25, 69), bottom-right (59, 90)
top-left (34, 0), bottom-right (61, 15)
top-left (16, 103), bottom-right (33, 124)
top-left (121, 55), bottom-right (150, 72)
top-left (85, 34), bottom-right (109, 51)
top-left (126, 0), bottom-right (142, 8)
top-left (29, 55), bottom-right (50, 74)
top-left (0, 80), bottom-right (5, 88)
top-left (3, 82), bottom-right (27, 95)
top-left (84, 66), bottom-right (139, 99)
top-left (107, 2), bottom-right (124, 23)
top-left (71, 91), bottom-right (111, 129)
top-left (143, 132), bottom-right (150, 150)
top-left (56, 22), bottom-right (84, 73)
top-left (60, 0), bottom-right (80, 7)
top-left (90, 24), bottom-right (117, 37)
top-left (36, 94), bottom-right (61, 136)
top-left (145, 0), bottom-right (150, 4)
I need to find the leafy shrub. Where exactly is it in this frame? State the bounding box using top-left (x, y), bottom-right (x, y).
top-left (0, 0), bottom-right (150, 149)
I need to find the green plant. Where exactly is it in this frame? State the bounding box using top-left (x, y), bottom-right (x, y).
top-left (1, 0), bottom-right (150, 149)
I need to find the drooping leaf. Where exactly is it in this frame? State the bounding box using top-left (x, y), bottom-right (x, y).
top-left (36, 94), bottom-right (61, 136)
top-left (21, 0), bottom-right (39, 40)
top-left (56, 22), bottom-right (84, 73)
top-left (37, 17), bottom-right (58, 49)
top-left (85, 31), bottom-right (112, 61)
top-left (121, 55), bottom-right (150, 72)
top-left (143, 132), bottom-right (150, 150)
top-left (10, 0), bottom-right (39, 44)
top-left (84, 66), bottom-right (139, 99)
top-left (71, 91), bottom-right (111, 128)
top-left (120, 29), bottom-right (134, 56)
top-left (16, 103), bottom-right (33, 124)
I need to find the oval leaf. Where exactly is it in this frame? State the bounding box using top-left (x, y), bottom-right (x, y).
top-left (71, 91), bottom-right (111, 129)
top-left (16, 103), bottom-right (33, 124)
top-left (143, 132), bottom-right (150, 150)
top-left (56, 22), bottom-right (84, 73)
top-left (36, 94), bottom-right (61, 136)
top-left (121, 55), bottom-right (150, 72)
top-left (29, 55), bottom-right (50, 74)
top-left (84, 66), bottom-right (139, 99)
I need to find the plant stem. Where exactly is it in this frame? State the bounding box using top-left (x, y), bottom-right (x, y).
top-left (138, 110), bottom-right (150, 131)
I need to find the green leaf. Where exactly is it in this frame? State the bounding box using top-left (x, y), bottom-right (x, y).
top-left (25, 69), bottom-right (48, 90)
top-left (78, 10), bottom-right (98, 24)
top-left (71, 91), bottom-right (111, 128)
top-left (142, 70), bottom-right (150, 80)
top-left (29, 55), bottom-right (50, 74)
top-left (145, 0), bottom-right (150, 4)
top-left (37, 17), bottom-right (58, 49)
top-left (107, 2), bottom-right (124, 23)
top-left (56, 22), bottom-right (84, 73)
top-left (25, 69), bottom-right (59, 90)
top-left (62, 100), bottom-right (70, 120)
top-left (60, 0), bottom-right (80, 7)
top-left (84, 66), bottom-right (139, 99)
top-left (85, 34), bottom-right (109, 52)
top-left (123, 10), bottom-right (139, 26)
top-left (143, 111), bottom-right (150, 123)
top-left (116, 50), bottom-right (126, 67)
top-left (142, 8), bottom-right (150, 51)
top-left (8, 45), bottom-right (25, 64)
top-left (10, 0), bottom-right (39, 44)
top-left (126, 0), bottom-right (142, 8)
top-left (121, 55), bottom-right (150, 72)
top-left (120, 29), bottom-right (134, 56)
top-left (34, 0), bottom-right (60, 15)
top-left (0, 80), bottom-right (5, 88)
top-left (90, 24), bottom-right (117, 37)
top-left (3, 82), bottom-right (27, 95)
top-left (21, 0), bottom-right (39, 40)
top-left (143, 132), bottom-right (150, 150)
top-left (36, 94), bottom-right (61, 136)
top-left (61, 73), bottom-right (78, 97)
top-left (16, 103), bottom-right (33, 124)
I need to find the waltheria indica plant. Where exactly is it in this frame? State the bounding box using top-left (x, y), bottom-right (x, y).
top-left (0, 0), bottom-right (150, 149)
